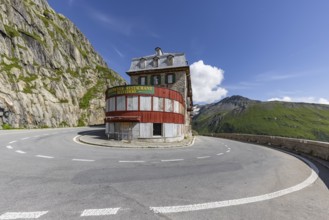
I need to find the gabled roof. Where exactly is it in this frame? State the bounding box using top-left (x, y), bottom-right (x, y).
top-left (127, 48), bottom-right (188, 73)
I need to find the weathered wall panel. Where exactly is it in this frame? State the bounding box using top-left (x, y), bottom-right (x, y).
top-left (140, 123), bottom-right (152, 138)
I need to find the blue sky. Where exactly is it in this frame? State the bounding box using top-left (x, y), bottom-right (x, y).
top-left (47, 0), bottom-right (329, 104)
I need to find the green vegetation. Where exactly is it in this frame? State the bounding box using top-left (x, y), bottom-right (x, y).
top-left (78, 48), bottom-right (88, 59)
top-left (59, 121), bottom-right (69, 127)
top-left (4, 25), bottom-right (20, 38)
top-left (17, 44), bottom-right (28, 50)
top-left (2, 123), bottom-right (12, 130)
top-left (77, 114), bottom-right (86, 127)
top-left (22, 83), bottom-right (36, 94)
top-left (19, 74), bottom-right (38, 83)
top-left (59, 98), bottom-right (69, 103)
top-left (67, 68), bottom-right (79, 77)
top-left (20, 29), bottom-right (45, 47)
top-left (193, 99), bottom-right (329, 142)
top-left (79, 81), bottom-right (101, 109)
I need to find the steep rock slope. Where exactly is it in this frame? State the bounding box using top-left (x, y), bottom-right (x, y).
top-left (193, 96), bottom-right (329, 141)
top-left (0, 0), bottom-right (125, 128)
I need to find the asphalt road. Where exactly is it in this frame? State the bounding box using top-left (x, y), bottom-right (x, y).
top-left (0, 127), bottom-right (328, 219)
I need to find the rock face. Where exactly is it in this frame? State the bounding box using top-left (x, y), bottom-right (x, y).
top-left (0, 0), bottom-right (125, 128)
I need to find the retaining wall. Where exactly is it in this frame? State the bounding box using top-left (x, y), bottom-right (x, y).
top-left (205, 133), bottom-right (329, 161)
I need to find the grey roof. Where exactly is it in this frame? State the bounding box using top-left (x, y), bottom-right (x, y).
top-left (127, 51), bottom-right (188, 72)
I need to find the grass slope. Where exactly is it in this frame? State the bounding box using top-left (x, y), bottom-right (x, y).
top-left (193, 101), bottom-right (329, 142)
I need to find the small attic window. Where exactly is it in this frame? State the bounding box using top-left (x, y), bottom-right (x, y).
top-left (167, 55), bottom-right (174, 66)
top-left (140, 58), bottom-right (146, 69)
top-left (153, 56), bottom-right (159, 67)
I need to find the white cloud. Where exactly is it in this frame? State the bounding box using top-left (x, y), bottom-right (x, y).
top-left (268, 96), bottom-right (329, 105)
top-left (268, 96), bottom-right (292, 102)
top-left (319, 98), bottom-right (329, 105)
top-left (89, 10), bottom-right (133, 36)
top-left (190, 60), bottom-right (227, 104)
top-left (113, 46), bottom-right (124, 58)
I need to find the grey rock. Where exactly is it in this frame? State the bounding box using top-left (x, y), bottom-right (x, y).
top-left (0, 0), bottom-right (125, 129)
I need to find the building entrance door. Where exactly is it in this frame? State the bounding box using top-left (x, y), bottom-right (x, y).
top-left (153, 123), bottom-right (162, 136)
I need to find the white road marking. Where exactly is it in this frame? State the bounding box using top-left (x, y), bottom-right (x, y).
top-left (216, 153), bottom-right (224, 156)
top-left (72, 159), bottom-right (95, 162)
top-left (197, 156), bottom-right (211, 159)
top-left (161, 159), bottom-right (184, 162)
top-left (6, 146), bottom-right (13, 150)
top-left (33, 136), bottom-right (40, 138)
top-left (0, 211), bottom-right (48, 219)
top-left (150, 156), bottom-right (319, 214)
top-left (119, 160), bottom-right (145, 163)
top-left (21, 137), bottom-right (30, 140)
top-left (15, 150), bottom-right (26, 154)
top-left (36, 155), bottom-right (54, 159)
top-left (72, 135), bottom-right (89, 145)
top-left (8, 141), bottom-right (16, 144)
top-left (225, 145), bottom-right (228, 147)
top-left (80, 208), bottom-right (120, 216)
top-left (226, 150), bottom-right (230, 153)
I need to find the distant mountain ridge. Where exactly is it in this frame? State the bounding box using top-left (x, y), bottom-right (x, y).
top-left (0, 0), bottom-right (125, 128)
top-left (193, 95), bottom-right (329, 142)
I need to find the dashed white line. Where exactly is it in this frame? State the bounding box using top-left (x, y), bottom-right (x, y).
top-left (161, 159), bottom-right (184, 162)
top-left (197, 156), bottom-right (211, 159)
top-left (0, 211), bottom-right (48, 219)
top-left (226, 150), bottom-right (230, 153)
top-left (6, 146), bottom-right (13, 150)
top-left (80, 208), bottom-right (120, 216)
top-left (8, 141), bottom-right (16, 144)
top-left (15, 150), bottom-right (26, 154)
top-left (150, 155), bottom-right (319, 214)
top-left (119, 160), bottom-right (145, 163)
top-left (21, 137), bottom-right (30, 140)
top-left (216, 153), bottom-right (224, 156)
top-left (72, 159), bottom-right (95, 162)
top-left (36, 155), bottom-right (54, 159)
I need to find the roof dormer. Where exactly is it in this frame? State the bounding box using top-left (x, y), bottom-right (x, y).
top-left (139, 57), bottom-right (146, 69)
top-left (167, 54), bottom-right (174, 66)
top-left (153, 56), bottom-right (159, 67)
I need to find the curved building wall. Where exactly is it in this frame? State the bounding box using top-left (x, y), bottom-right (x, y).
top-left (105, 86), bottom-right (186, 141)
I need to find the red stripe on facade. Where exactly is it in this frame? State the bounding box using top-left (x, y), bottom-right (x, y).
top-left (105, 111), bottom-right (184, 124)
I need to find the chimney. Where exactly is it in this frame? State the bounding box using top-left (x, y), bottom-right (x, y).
top-left (155, 47), bottom-right (163, 56)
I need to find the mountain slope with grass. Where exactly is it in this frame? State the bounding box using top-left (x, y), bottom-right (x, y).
top-left (193, 95), bottom-right (329, 142)
top-left (0, 0), bottom-right (125, 129)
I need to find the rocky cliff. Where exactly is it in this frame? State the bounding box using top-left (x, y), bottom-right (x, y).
top-left (0, 0), bottom-right (125, 129)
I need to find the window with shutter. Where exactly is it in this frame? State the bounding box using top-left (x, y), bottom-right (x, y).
top-left (166, 73), bottom-right (175, 84)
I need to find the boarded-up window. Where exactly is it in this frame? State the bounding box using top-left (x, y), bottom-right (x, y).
top-left (127, 96), bottom-right (138, 111)
top-left (116, 96), bottom-right (126, 111)
top-left (140, 96), bottom-right (151, 111)
top-left (109, 97), bottom-right (115, 112)
top-left (174, 100), bottom-right (179, 113)
top-left (140, 123), bottom-right (152, 138)
top-left (106, 99), bottom-right (111, 112)
top-left (153, 97), bottom-right (163, 111)
top-left (153, 97), bottom-right (159, 111)
top-left (165, 98), bottom-right (173, 112)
